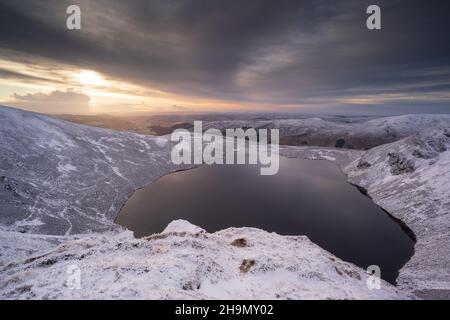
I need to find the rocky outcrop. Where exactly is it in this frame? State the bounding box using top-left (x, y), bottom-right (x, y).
top-left (387, 153), bottom-right (415, 175)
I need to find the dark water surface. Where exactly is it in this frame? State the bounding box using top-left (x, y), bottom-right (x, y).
top-left (116, 157), bottom-right (414, 284)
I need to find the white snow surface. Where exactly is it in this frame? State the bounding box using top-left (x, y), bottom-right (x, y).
top-left (0, 225), bottom-right (407, 300)
top-left (163, 219), bottom-right (206, 234)
top-left (1, 106), bottom-right (449, 299)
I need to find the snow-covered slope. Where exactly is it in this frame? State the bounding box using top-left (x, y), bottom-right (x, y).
top-left (0, 106), bottom-right (187, 235)
top-left (0, 220), bottom-right (406, 300)
top-left (203, 114), bottom-right (450, 149)
top-left (344, 129), bottom-right (450, 299)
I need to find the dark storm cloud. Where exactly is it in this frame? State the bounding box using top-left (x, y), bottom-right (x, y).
top-left (0, 68), bottom-right (53, 83)
top-left (1, 0), bottom-right (450, 108)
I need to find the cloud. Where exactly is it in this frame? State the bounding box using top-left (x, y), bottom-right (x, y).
top-left (171, 104), bottom-right (188, 111)
top-left (0, 0), bottom-right (450, 111)
top-left (0, 68), bottom-right (53, 82)
top-left (9, 89), bottom-right (91, 114)
top-left (12, 89), bottom-right (90, 103)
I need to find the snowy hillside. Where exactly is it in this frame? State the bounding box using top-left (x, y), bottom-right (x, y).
top-left (203, 114), bottom-right (450, 149)
top-left (0, 106), bottom-right (189, 235)
top-left (344, 129), bottom-right (450, 299)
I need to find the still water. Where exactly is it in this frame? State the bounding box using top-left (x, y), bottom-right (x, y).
top-left (116, 157), bottom-right (414, 283)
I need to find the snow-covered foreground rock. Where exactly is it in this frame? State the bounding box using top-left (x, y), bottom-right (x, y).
top-left (1, 106), bottom-right (449, 299)
top-left (0, 220), bottom-right (406, 299)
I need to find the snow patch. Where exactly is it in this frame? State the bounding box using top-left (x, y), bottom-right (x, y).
top-left (162, 219), bottom-right (206, 234)
top-left (57, 163), bottom-right (78, 174)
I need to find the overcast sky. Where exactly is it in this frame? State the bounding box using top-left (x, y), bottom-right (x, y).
top-left (1, 0), bottom-right (450, 114)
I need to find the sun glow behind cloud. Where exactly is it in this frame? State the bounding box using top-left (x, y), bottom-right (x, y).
top-left (78, 70), bottom-right (104, 86)
top-left (0, 58), bottom-right (246, 114)
top-left (0, 56), bottom-right (310, 114)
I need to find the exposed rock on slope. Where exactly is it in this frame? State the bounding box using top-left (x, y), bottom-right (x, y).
top-left (387, 152), bottom-right (415, 175)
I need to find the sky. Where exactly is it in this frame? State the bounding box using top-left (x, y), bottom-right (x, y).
top-left (1, 0), bottom-right (450, 115)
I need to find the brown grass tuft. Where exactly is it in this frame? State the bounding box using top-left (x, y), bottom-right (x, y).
top-left (231, 238), bottom-right (248, 247)
top-left (239, 259), bottom-right (256, 273)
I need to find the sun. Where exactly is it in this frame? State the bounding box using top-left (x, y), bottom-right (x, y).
top-left (78, 70), bottom-right (104, 86)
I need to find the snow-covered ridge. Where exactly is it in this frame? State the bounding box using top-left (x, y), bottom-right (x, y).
top-left (0, 221), bottom-right (407, 299)
top-left (203, 114), bottom-right (450, 149)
